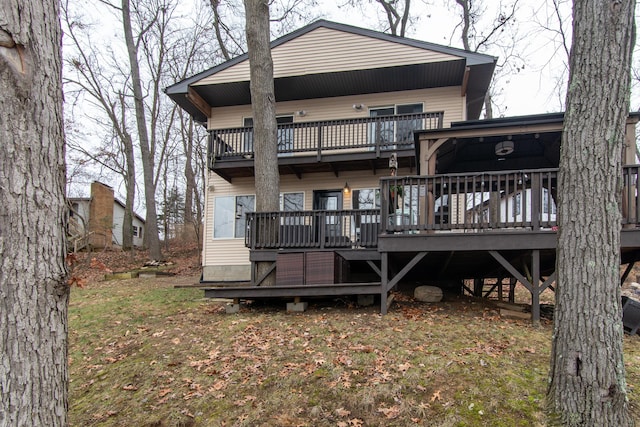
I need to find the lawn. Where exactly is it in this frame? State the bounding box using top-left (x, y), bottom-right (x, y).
top-left (68, 276), bottom-right (640, 426)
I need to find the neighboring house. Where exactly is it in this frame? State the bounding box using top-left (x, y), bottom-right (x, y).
top-left (166, 20), bottom-right (640, 320)
top-left (68, 181), bottom-right (145, 251)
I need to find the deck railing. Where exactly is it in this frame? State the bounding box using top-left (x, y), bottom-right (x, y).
top-left (208, 111), bottom-right (444, 165)
top-left (244, 166), bottom-right (640, 249)
top-left (380, 169), bottom-right (559, 233)
top-left (245, 209), bottom-right (381, 250)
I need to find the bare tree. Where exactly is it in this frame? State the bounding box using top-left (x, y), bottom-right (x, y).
top-left (0, 0), bottom-right (69, 425)
top-left (341, 0), bottom-right (415, 36)
top-left (244, 0), bottom-right (280, 286)
top-left (531, 0), bottom-right (572, 111)
top-left (62, 3), bottom-right (138, 249)
top-left (548, 0), bottom-right (635, 424)
top-left (451, 0), bottom-right (524, 118)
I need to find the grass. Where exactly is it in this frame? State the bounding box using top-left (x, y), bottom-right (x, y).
top-left (69, 277), bottom-right (640, 426)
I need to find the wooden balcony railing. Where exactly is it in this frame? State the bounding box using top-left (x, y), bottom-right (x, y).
top-left (245, 209), bottom-right (381, 250)
top-left (208, 111), bottom-right (444, 165)
top-left (380, 169), bottom-right (559, 233)
top-left (244, 166), bottom-right (640, 250)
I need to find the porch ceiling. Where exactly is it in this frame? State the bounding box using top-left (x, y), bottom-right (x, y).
top-left (211, 149), bottom-right (417, 182)
top-left (435, 131), bottom-right (562, 174)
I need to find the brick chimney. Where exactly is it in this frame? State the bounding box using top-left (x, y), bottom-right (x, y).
top-left (89, 181), bottom-right (114, 248)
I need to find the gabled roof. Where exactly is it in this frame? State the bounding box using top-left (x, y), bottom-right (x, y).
top-left (166, 19), bottom-right (496, 121)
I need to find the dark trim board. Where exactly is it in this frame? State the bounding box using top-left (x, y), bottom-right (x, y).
top-left (203, 282), bottom-right (382, 299)
top-left (378, 230), bottom-right (558, 252)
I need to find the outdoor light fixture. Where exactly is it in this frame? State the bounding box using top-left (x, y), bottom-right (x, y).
top-left (353, 104), bottom-right (364, 111)
top-left (296, 110), bottom-right (307, 117)
top-left (495, 140), bottom-right (514, 156)
top-left (343, 182), bottom-right (350, 194)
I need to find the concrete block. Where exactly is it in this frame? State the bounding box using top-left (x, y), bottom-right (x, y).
top-left (225, 303), bottom-right (240, 314)
top-left (286, 301), bottom-right (308, 312)
top-left (357, 294), bottom-right (375, 307)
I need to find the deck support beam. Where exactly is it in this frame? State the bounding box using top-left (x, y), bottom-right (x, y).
top-left (489, 250), bottom-right (546, 325)
top-left (621, 261), bottom-right (635, 285)
top-left (252, 261), bottom-right (276, 286)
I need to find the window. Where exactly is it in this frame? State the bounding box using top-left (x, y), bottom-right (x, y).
top-left (369, 103), bottom-right (423, 149)
top-left (132, 226), bottom-right (138, 237)
top-left (353, 189), bottom-right (380, 225)
top-left (280, 192), bottom-right (304, 211)
top-left (243, 115), bottom-right (294, 155)
top-left (280, 192), bottom-right (304, 225)
top-left (213, 195), bottom-right (255, 238)
top-left (353, 189), bottom-right (380, 210)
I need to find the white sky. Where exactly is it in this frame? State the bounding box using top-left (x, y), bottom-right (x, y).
top-left (318, 1), bottom-right (565, 117)
top-left (319, 0), bottom-right (640, 117)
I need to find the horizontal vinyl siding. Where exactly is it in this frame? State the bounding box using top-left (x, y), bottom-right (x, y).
top-left (196, 27), bottom-right (459, 86)
top-left (203, 174), bottom-right (255, 268)
top-left (208, 87), bottom-right (463, 129)
top-left (202, 168), bottom-right (412, 268)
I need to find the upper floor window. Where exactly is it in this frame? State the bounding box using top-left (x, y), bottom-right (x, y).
top-left (243, 115), bottom-right (294, 155)
top-left (369, 103), bottom-right (423, 148)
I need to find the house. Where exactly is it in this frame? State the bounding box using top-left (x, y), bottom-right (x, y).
top-left (68, 181), bottom-right (145, 251)
top-left (166, 20), bottom-right (640, 320)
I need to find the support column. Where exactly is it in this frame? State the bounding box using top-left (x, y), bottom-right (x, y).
top-left (380, 252), bottom-right (388, 315)
top-left (531, 250), bottom-right (541, 326)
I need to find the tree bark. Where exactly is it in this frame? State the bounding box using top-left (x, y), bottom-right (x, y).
top-left (549, 0), bottom-right (635, 425)
top-left (244, 0), bottom-right (279, 286)
top-left (0, 0), bottom-right (69, 425)
top-left (122, 0), bottom-right (163, 260)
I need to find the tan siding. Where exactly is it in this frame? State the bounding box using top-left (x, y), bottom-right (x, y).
top-left (203, 174), bottom-right (255, 267)
top-left (202, 168), bottom-right (412, 268)
top-left (196, 27), bottom-right (460, 87)
top-left (208, 87), bottom-right (463, 129)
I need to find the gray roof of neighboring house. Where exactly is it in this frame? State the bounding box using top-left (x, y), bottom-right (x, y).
top-left (166, 19), bottom-right (496, 122)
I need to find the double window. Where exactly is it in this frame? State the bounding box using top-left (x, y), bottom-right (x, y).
top-left (213, 192), bottom-right (304, 239)
top-left (243, 115), bottom-right (294, 155)
top-left (369, 103), bottom-right (423, 149)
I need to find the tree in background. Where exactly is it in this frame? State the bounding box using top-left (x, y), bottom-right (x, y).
top-left (451, 0), bottom-right (523, 118)
top-left (63, 0), bottom-right (138, 250)
top-left (341, 0), bottom-right (415, 36)
top-left (548, 0), bottom-right (635, 424)
top-left (0, 0), bottom-right (69, 424)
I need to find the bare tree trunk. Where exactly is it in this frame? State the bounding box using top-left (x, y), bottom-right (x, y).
top-left (122, 0), bottom-right (163, 260)
top-left (0, 0), bottom-right (69, 425)
top-left (244, 0), bottom-right (279, 286)
top-left (549, 0), bottom-right (635, 425)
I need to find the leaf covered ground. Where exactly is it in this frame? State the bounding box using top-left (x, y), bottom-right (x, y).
top-left (68, 248), bottom-right (640, 426)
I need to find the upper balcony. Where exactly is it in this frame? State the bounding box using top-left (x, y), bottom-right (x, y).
top-left (207, 112), bottom-right (444, 182)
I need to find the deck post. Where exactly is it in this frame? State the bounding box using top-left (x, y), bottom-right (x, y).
top-left (531, 250), bottom-right (541, 326)
top-left (380, 252), bottom-right (389, 314)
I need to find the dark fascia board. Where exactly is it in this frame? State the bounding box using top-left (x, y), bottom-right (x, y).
top-left (164, 19), bottom-right (497, 97)
top-left (419, 110), bottom-right (640, 135)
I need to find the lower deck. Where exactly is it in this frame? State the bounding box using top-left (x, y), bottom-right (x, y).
top-left (201, 167), bottom-right (640, 321)
top-left (201, 228), bottom-right (640, 322)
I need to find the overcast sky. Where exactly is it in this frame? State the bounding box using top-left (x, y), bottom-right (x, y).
top-left (320, 0), bottom-right (639, 117)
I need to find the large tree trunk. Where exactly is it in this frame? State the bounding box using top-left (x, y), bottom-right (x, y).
top-left (122, 0), bottom-right (163, 260)
top-left (548, 0), bottom-right (635, 425)
top-left (244, 0), bottom-right (280, 286)
top-left (0, 1), bottom-right (69, 425)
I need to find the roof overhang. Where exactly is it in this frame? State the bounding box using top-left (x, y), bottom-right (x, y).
top-left (415, 112), bottom-right (640, 174)
top-left (165, 20), bottom-right (496, 123)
